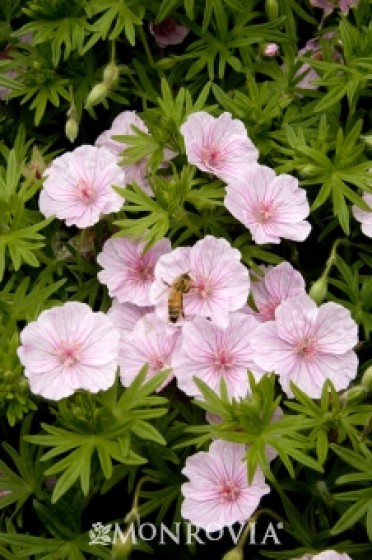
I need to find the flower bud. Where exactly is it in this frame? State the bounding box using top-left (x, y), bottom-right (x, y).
top-left (361, 365), bottom-right (372, 392)
top-left (298, 164), bottom-right (319, 177)
top-left (103, 62), bottom-right (119, 86)
top-left (341, 385), bottom-right (367, 405)
top-left (85, 82), bottom-right (109, 110)
top-left (22, 146), bottom-right (46, 180)
top-left (222, 547), bottom-right (243, 560)
top-left (65, 116), bottom-right (79, 143)
top-left (263, 43), bottom-right (279, 57)
top-left (265, 0), bottom-right (279, 20)
top-left (309, 276), bottom-right (328, 305)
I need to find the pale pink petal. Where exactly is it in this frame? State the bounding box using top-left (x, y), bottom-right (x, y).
top-left (250, 262), bottom-right (306, 321)
top-left (17, 302), bottom-right (120, 400)
top-left (118, 313), bottom-right (179, 389)
top-left (181, 440), bottom-right (270, 530)
top-left (180, 112), bottom-right (258, 182)
top-left (39, 145), bottom-right (125, 228)
top-left (173, 314), bottom-right (260, 399)
top-left (314, 303), bottom-right (358, 354)
top-left (97, 236), bottom-right (171, 306)
top-left (279, 350), bottom-right (358, 398)
top-left (352, 192), bottom-right (372, 238)
top-left (225, 165), bottom-right (311, 244)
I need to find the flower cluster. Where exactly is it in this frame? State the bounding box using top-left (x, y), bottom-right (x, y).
top-left (21, 108), bottom-right (361, 534)
top-left (181, 111), bottom-right (311, 244)
top-left (38, 110), bottom-right (176, 228)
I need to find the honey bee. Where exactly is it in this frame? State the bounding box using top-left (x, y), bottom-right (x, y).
top-left (166, 273), bottom-right (192, 323)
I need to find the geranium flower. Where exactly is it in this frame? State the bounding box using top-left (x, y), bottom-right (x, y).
top-left (118, 312), bottom-right (180, 389)
top-left (295, 34), bottom-right (341, 90)
top-left (39, 145), bottom-right (125, 228)
top-left (181, 440), bottom-right (270, 530)
top-left (263, 43), bottom-right (280, 57)
top-left (224, 164), bottom-right (311, 244)
top-left (95, 111), bottom-right (153, 195)
top-left (250, 295), bottom-right (358, 398)
top-left (149, 17), bottom-right (189, 48)
top-left (17, 302), bottom-right (120, 400)
top-left (172, 313), bottom-right (262, 399)
top-left (108, 299), bottom-right (154, 334)
top-left (248, 262), bottom-right (306, 322)
top-left (97, 236), bottom-right (171, 306)
top-left (293, 551), bottom-right (351, 560)
top-left (310, 0), bottom-right (358, 16)
top-left (150, 235), bottom-right (250, 327)
top-left (180, 111), bottom-right (258, 182)
top-left (352, 193), bottom-right (372, 237)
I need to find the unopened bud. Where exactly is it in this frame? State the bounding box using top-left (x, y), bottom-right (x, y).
top-left (265, 0), bottom-right (279, 20)
top-left (309, 276), bottom-right (328, 304)
top-left (22, 146), bottom-right (46, 180)
top-left (299, 164), bottom-right (319, 177)
top-left (103, 62), bottom-right (119, 86)
top-left (341, 385), bottom-right (367, 404)
top-left (361, 365), bottom-right (372, 392)
top-left (263, 43), bottom-right (279, 57)
top-left (222, 547), bottom-right (243, 560)
top-left (65, 116), bottom-right (79, 143)
top-left (85, 82), bottom-right (109, 109)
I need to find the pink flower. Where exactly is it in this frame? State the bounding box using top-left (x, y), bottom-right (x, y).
top-left (295, 33), bottom-right (342, 90)
top-left (39, 145), bottom-right (124, 228)
top-left (352, 193), bottom-right (372, 237)
top-left (180, 112), bottom-right (258, 183)
top-left (181, 440), bottom-right (270, 530)
top-left (173, 313), bottom-right (262, 399)
top-left (250, 295), bottom-right (358, 398)
top-left (97, 236), bottom-right (171, 306)
top-left (310, 0), bottom-right (358, 16)
top-left (263, 43), bottom-right (280, 57)
top-left (294, 551), bottom-right (351, 560)
top-left (95, 111), bottom-right (154, 196)
top-left (17, 302), bottom-right (120, 400)
top-left (150, 236), bottom-right (250, 328)
top-left (149, 17), bottom-right (189, 48)
top-left (108, 299), bottom-right (154, 334)
top-left (225, 164), bottom-right (311, 244)
top-left (249, 262), bottom-right (306, 322)
top-left (118, 312), bottom-right (180, 389)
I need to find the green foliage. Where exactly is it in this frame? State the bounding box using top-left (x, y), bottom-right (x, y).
top-left (25, 369), bottom-right (169, 502)
top-left (0, 319), bottom-right (36, 426)
top-left (0, 129), bottom-right (52, 278)
top-left (1, 0), bottom-right (372, 558)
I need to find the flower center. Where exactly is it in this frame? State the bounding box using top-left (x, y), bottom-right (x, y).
top-left (259, 299), bottom-right (280, 321)
top-left (150, 356), bottom-right (165, 372)
top-left (219, 479), bottom-right (241, 503)
top-left (213, 348), bottom-right (233, 372)
top-left (77, 180), bottom-right (96, 204)
top-left (56, 341), bottom-right (81, 367)
top-left (194, 276), bottom-right (214, 300)
top-left (254, 202), bottom-right (276, 223)
top-left (137, 262), bottom-right (154, 281)
top-left (200, 146), bottom-right (220, 169)
top-left (294, 337), bottom-right (318, 361)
